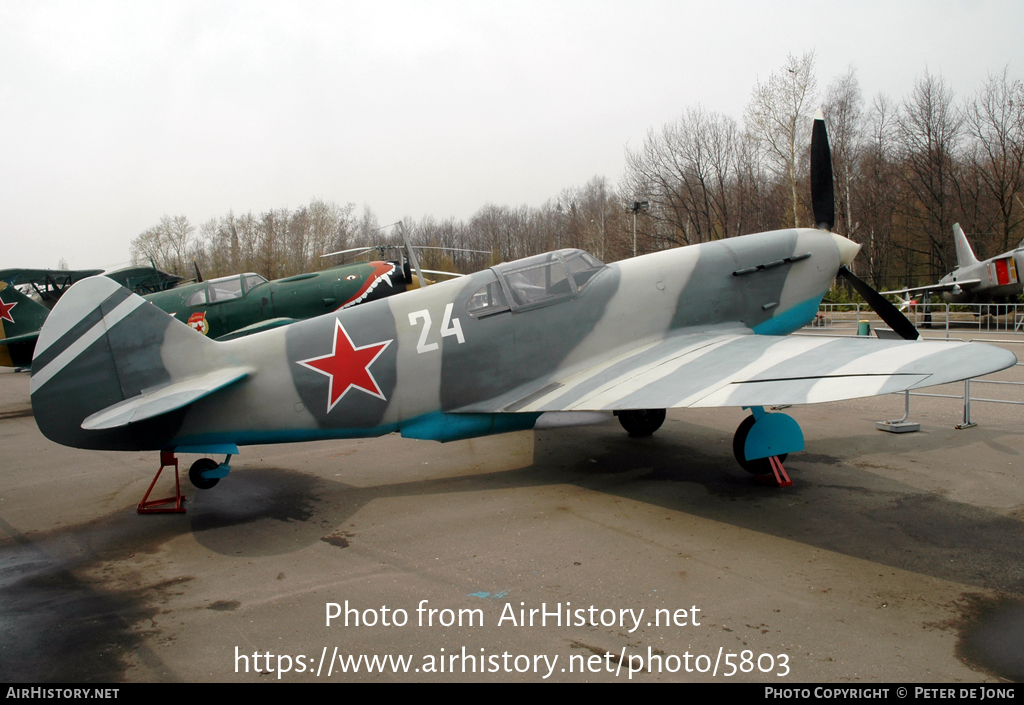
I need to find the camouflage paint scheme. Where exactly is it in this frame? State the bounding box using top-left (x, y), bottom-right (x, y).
top-left (0, 259), bottom-right (408, 366)
top-left (29, 228), bottom-right (1017, 466)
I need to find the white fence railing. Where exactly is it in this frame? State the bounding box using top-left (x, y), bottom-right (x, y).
top-left (813, 302), bottom-right (1024, 338)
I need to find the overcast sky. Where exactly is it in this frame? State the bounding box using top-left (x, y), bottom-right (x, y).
top-left (2, 0), bottom-right (1023, 270)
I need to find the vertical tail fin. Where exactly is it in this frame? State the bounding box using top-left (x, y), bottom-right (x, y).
top-left (0, 282), bottom-right (51, 367)
top-left (30, 276), bottom-right (222, 450)
top-left (953, 223), bottom-right (980, 268)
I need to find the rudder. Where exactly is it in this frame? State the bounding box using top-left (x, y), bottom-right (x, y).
top-left (30, 276), bottom-right (218, 450)
top-left (953, 223), bottom-right (979, 268)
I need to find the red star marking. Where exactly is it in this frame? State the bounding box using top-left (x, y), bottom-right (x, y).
top-left (296, 319), bottom-right (392, 413)
top-left (0, 295), bottom-right (15, 324)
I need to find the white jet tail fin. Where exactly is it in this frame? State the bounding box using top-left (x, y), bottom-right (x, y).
top-left (953, 223), bottom-right (979, 268)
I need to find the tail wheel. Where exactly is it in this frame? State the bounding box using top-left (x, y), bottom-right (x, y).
top-left (189, 458), bottom-right (220, 490)
top-left (617, 409), bottom-right (666, 437)
top-left (732, 415), bottom-right (787, 475)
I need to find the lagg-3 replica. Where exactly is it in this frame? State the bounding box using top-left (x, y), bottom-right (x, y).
top-left (29, 113), bottom-right (1017, 510)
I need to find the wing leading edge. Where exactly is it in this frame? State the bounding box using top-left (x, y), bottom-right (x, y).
top-left (454, 331), bottom-right (1017, 413)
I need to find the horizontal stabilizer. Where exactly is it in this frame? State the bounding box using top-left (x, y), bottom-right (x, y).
top-left (0, 331), bottom-right (39, 347)
top-left (81, 366), bottom-right (253, 430)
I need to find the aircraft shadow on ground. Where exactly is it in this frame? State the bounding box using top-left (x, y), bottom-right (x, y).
top-left (541, 421), bottom-right (1024, 596)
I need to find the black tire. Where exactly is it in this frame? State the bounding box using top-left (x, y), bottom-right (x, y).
top-left (732, 415), bottom-right (787, 475)
top-left (617, 408), bottom-right (666, 437)
top-left (189, 458), bottom-right (220, 490)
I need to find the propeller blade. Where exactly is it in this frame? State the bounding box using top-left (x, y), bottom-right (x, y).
top-left (811, 109), bottom-right (835, 231)
top-left (320, 246), bottom-right (374, 259)
top-left (410, 245), bottom-right (493, 255)
top-left (398, 222), bottom-right (426, 288)
top-left (837, 266), bottom-right (919, 340)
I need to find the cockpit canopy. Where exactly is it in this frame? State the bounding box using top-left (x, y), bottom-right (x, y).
top-left (467, 249), bottom-right (606, 317)
top-left (185, 273), bottom-right (268, 307)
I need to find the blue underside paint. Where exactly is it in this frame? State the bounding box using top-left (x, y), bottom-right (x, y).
top-left (169, 411), bottom-right (542, 449)
top-left (401, 412), bottom-right (541, 443)
top-left (175, 443), bottom-right (239, 456)
top-left (752, 293), bottom-right (825, 336)
top-left (744, 411), bottom-right (805, 460)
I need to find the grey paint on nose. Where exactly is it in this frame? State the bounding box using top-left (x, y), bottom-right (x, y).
top-left (673, 231), bottom-right (798, 331)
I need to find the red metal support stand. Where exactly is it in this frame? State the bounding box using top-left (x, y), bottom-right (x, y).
top-left (753, 456), bottom-right (794, 488)
top-left (137, 451), bottom-right (187, 514)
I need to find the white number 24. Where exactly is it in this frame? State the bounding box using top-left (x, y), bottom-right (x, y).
top-left (408, 303), bottom-right (464, 354)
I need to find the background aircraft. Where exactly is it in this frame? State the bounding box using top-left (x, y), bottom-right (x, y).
top-left (144, 258), bottom-right (418, 341)
top-left (0, 265), bottom-right (182, 308)
top-left (0, 257), bottom-right (417, 367)
top-left (881, 223), bottom-right (1024, 304)
top-left (0, 283), bottom-right (49, 367)
top-left (28, 112), bottom-right (1017, 511)
top-left (0, 264), bottom-right (188, 366)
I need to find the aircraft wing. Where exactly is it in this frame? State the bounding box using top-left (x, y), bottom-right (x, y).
top-left (454, 329), bottom-right (1016, 413)
top-left (880, 279), bottom-right (982, 296)
top-left (0, 268), bottom-right (104, 286)
top-left (103, 265), bottom-right (184, 294)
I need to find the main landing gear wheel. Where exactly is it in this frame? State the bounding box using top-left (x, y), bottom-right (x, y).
top-left (732, 415), bottom-right (787, 475)
top-left (617, 408), bottom-right (666, 437)
top-left (189, 458), bottom-right (220, 490)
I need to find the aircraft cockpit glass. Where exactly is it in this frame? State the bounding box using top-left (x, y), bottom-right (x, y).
top-left (491, 249), bottom-right (606, 312)
top-left (185, 289), bottom-right (207, 307)
top-left (561, 250), bottom-right (606, 291)
top-left (467, 274), bottom-right (510, 317)
top-left (208, 275), bottom-right (244, 303)
top-left (243, 274), bottom-right (267, 293)
top-left (499, 253), bottom-right (573, 309)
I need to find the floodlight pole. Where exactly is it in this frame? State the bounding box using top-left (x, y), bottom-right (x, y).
top-left (626, 201), bottom-right (649, 258)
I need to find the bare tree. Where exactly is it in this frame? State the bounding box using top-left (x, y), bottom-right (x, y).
top-left (745, 51), bottom-right (818, 228)
top-left (963, 66), bottom-right (1024, 255)
top-left (897, 70), bottom-right (964, 279)
top-left (823, 67), bottom-right (864, 239)
top-left (623, 106), bottom-right (739, 247)
top-left (854, 93), bottom-right (901, 286)
top-left (129, 215), bottom-right (193, 276)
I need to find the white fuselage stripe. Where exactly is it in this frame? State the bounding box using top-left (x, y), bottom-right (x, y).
top-left (30, 296), bottom-right (145, 393)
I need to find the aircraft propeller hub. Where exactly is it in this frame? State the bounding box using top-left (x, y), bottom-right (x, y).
top-left (830, 233), bottom-right (861, 267)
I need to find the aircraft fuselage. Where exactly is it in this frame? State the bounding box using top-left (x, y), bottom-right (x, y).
top-left (31, 228), bottom-right (843, 452)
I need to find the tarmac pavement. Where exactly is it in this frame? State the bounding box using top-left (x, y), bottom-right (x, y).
top-left (1, 342), bottom-right (1023, 683)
